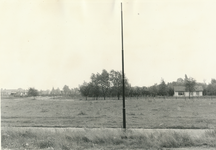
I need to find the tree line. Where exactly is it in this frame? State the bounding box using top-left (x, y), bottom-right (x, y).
top-left (50, 86), bottom-right (80, 98)
top-left (26, 86), bottom-right (80, 98)
top-left (79, 71), bottom-right (216, 100)
top-left (26, 70), bottom-right (216, 99)
top-left (79, 69), bottom-right (129, 100)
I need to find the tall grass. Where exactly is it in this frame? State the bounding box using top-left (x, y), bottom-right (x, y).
top-left (2, 128), bottom-right (216, 149)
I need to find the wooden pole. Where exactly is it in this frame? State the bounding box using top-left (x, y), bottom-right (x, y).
top-left (121, 2), bottom-right (126, 129)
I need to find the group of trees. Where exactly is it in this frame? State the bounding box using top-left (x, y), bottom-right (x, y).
top-left (79, 71), bottom-right (216, 100)
top-left (26, 70), bottom-right (216, 99)
top-left (27, 86), bottom-right (80, 98)
top-left (27, 88), bottom-right (39, 99)
top-left (79, 69), bottom-right (129, 100)
top-left (79, 74), bottom-right (175, 100)
top-left (206, 79), bottom-right (216, 95)
top-left (129, 75), bottom-right (216, 98)
top-left (125, 80), bottom-right (174, 98)
top-left (50, 86), bottom-right (80, 97)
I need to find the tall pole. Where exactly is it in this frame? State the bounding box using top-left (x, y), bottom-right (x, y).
top-left (121, 2), bottom-right (126, 129)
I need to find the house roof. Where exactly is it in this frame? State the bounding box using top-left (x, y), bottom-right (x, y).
top-left (174, 86), bottom-right (185, 92)
top-left (174, 86), bottom-right (203, 92)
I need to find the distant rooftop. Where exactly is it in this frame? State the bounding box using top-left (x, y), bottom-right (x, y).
top-left (174, 86), bottom-right (203, 92)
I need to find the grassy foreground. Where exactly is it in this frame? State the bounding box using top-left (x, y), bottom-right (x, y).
top-left (1, 128), bottom-right (216, 150)
top-left (2, 97), bottom-right (216, 129)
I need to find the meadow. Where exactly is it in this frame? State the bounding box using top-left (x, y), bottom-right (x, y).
top-left (2, 96), bottom-right (216, 149)
top-left (2, 127), bottom-right (216, 150)
top-left (1, 96), bottom-right (216, 129)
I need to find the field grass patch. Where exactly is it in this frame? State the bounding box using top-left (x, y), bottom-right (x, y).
top-left (2, 97), bottom-right (216, 129)
top-left (2, 128), bottom-right (216, 149)
top-left (77, 111), bottom-right (87, 115)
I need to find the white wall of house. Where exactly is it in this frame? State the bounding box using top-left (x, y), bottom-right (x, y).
top-left (185, 92), bottom-right (189, 97)
top-left (175, 91), bottom-right (203, 97)
top-left (190, 91), bottom-right (203, 97)
top-left (174, 91), bottom-right (185, 97)
top-left (198, 91), bottom-right (203, 96)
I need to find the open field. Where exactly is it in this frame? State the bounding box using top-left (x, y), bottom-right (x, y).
top-left (2, 97), bottom-right (216, 149)
top-left (1, 97), bottom-right (216, 129)
top-left (1, 127), bottom-right (216, 149)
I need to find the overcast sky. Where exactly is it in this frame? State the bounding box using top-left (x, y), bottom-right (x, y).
top-left (1, 0), bottom-right (216, 90)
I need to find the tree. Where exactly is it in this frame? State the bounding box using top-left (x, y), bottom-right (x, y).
top-left (39, 90), bottom-right (43, 96)
top-left (63, 85), bottom-right (70, 96)
top-left (206, 78), bottom-right (216, 95)
top-left (211, 78), bottom-right (216, 84)
top-left (98, 69), bottom-right (110, 100)
top-left (55, 88), bottom-right (61, 96)
top-left (184, 76), bottom-right (196, 99)
top-left (82, 69), bottom-right (130, 100)
top-left (158, 79), bottom-right (168, 96)
top-left (90, 73), bottom-right (101, 100)
top-left (110, 70), bottom-right (122, 99)
top-left (79, 81), bottom-right (91, 100)
top-left (127, 84), bottom-right (133, 98)
top-left (148, 84), bottom-right (158, 97)
top-left (133, 86), bottom-right (142, 99)
top-left (177, 78), bottom-right (184, 83)
top-left (50, 87), bottom-right (55, 97)
top-left (27, 88), bottom-right (39, 99)
top-left (176, 78), bottom-right (184, 86)
top-left (184, 74), bottom-right (188, 81)
top-left (109, 70), bottom-right (129, 100)
top-left (167, 86), bottom-right (174, 96)
top-left (207, 84), bottom-right (216, 96)
top-left (141, 86), bottom-right (150, 96)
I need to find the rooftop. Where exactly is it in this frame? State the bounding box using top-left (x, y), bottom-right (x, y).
top-left (174, 86), bottom-right (203, 92)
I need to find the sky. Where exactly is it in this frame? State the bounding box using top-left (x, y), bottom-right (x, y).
top-left (0, 0), bottom-right (216, 90)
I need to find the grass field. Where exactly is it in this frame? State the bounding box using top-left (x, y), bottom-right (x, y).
top-left (2, 127), bottom-right (216, 149)
top-left (1, 97), bottom-right (216, 129)
top-left (2, 97), bottom-right (216, 149)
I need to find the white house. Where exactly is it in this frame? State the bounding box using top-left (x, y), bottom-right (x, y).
top-left (174, 86), bottom-right (203, 97)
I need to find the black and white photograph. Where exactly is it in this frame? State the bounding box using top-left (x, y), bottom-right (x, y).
top-left (1, 0), bottom-right (216, 149)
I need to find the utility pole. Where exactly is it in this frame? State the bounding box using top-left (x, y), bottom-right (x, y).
top-left (121, 2), bottom-right (126, 129)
